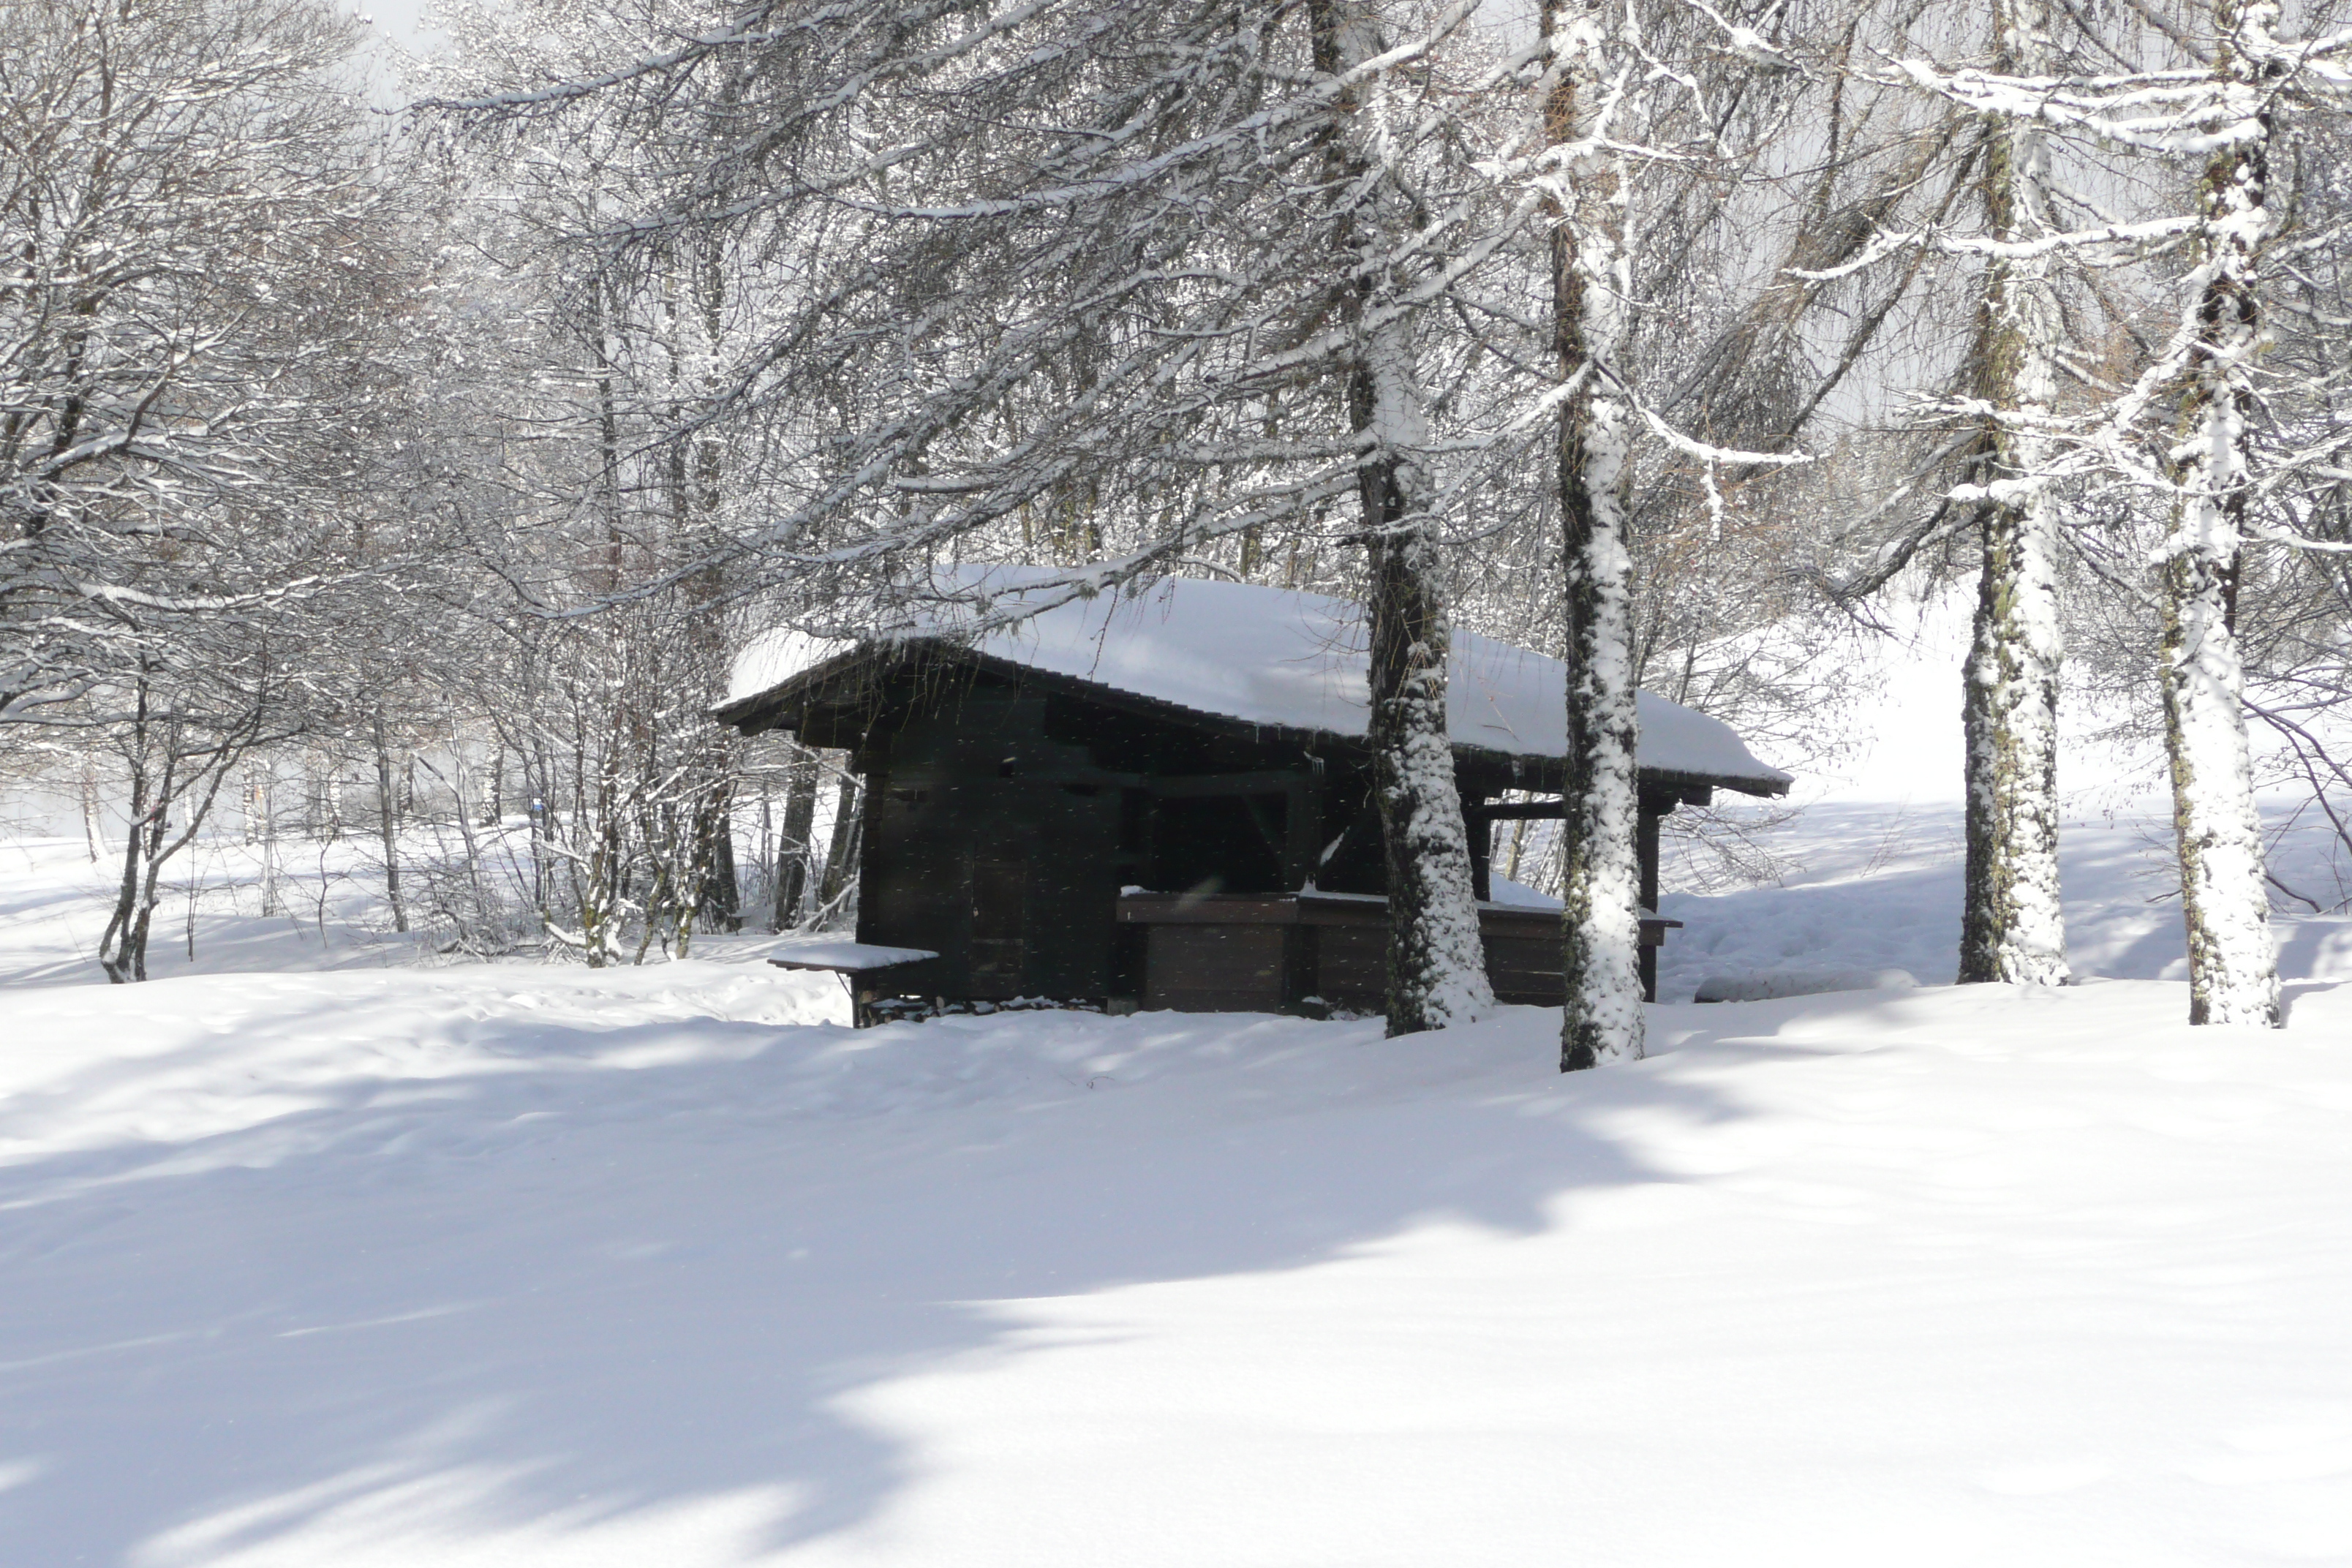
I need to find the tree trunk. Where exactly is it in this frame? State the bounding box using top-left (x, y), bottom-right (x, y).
top-left (81, 764), bottom-right (105, 862)
top-left (1546, 0), bottom-right (1645, 1071)
top-left (257, 766), bottom-right (281, 917)
top-left (1958, 0), bottom-right (2070, 987)
top-left (696, 783), bottom-right (742, 933)
top-left (1365, 506), bottom-right (1496, 1036)
top-left (1313, 0), bottom-right (1493, 1036)
top-left (103, 743), bottom-right (185, 984)
top-left (98, 695), bottom-right (154, 985)
top-left (373, 710), bottom-right (410, 934)
top-left (813, 770), bottom-right (863, 921)
top-left (2160, 5), bottom-right (2282, 1027)
top-left (773, 749), bottom-right (819, 930)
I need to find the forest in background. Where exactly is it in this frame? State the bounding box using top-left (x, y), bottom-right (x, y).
top-left (4, 0), bottom-right (2348, 1047)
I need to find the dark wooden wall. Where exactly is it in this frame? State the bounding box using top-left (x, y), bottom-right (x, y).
top-left (857, 686), bottom-right (1130, 1000)
top-left (1119, 895), bottom-right (1589, 1014)
top-left (794, 661), bottom-right (1690, 1010)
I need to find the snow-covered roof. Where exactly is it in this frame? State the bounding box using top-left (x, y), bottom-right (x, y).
top-left (726, 570), bottom-right (1790, 794)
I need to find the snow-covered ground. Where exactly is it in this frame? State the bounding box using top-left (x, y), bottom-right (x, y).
top-left (2, 919), bottom-right (2348, 1565)
top-left (1658, 797), bottom-right (2352, 999)
top-left (5, 611), bottom-right (2350, 1564)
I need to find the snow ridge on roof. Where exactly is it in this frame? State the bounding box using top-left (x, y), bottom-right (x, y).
top-left (728, 570), bottom-right (1790, 791)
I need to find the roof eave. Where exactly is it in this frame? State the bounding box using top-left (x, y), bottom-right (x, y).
top-left (716, 638), bottom-right (1793, 797)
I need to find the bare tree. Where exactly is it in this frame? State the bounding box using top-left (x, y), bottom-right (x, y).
top-left (1880, 0), bottom-right (2352, 1025)
top-left (2153, 0), bottom-right (2291, 1026)
top-left (1, 0), bottom-right (429, 979)
top-left (427, 0), bottom-right (1552, 1015)
top-left (1312, 0), bottom-right (1495, 1033)
top-left (1530, 0), bottom-right (1826, 1067)
top-left (1957, 0), bottom-right (2070, 987)
top-left (1540, 0), bottom-right (1649, 1068)
top-left (1, 0), bottom-right (381, 721)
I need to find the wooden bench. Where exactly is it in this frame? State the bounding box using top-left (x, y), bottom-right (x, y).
top-left (764, 938), bottom-right (940, 1027)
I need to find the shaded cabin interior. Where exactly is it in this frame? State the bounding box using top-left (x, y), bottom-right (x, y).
top-left (717, 580), bottom-right (1790, 1016)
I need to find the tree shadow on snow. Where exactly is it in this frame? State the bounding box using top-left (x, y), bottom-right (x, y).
top-left (0, 995), bottom-right (1774, 1564)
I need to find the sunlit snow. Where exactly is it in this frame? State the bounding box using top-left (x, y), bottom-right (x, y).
top-left (4, 609), bottom-right (2350, 1567)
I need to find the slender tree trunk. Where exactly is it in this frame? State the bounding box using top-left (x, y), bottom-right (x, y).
top-left (1365, 494), bottom-right (1496, 1036)
top-left (773, 748), bottom-right (819, 930)
top-left (81, 764), bottom-right (105, 862)
top-left (696, 780), bottom-right (742, 933)
top-left (2160, 0), bottom-right (2282, 1027)
top-left (1545, 0), bottom-right (1645, 1071)
top-left (442, 745), bottom-right (490, 938)
top-left (98, 692), bottom-right (154, 985)
top-left (1312, 0), bottom-right (1493, 1035)
top-left (116, 736), bottom-right (185, 984)
top-left (1959, 0), bottom-right (2070, 987)
top-left (125, 807), bottom-right (165, 982)
top-left (373, 710), bottom-right (410, 934)
top-left (257, 765), bottom-right (280, 917)
top-left (813, 770), bottom-right (863, 921)
top-left (528, 745), bottom-right (551, 921)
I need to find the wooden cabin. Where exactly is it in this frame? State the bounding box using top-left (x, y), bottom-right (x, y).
top-left (716, 574), bottom-right (1790, 1017)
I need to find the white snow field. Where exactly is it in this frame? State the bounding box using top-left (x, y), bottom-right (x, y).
top-left (3, 824), bottom-right (2351, 1567)
top-left (7, 608), bottom-right (2352, 1564)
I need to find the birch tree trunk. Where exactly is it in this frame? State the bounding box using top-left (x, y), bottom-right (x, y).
top-left (258, 767), bottom-right (282, 917)
top-left (372, 710), bottom-right (410, 935)
top-left (82, 766), bottom-right (106, 862)
top-left (1312, 0), bottom-right (1494, 1035)
top-left (2159, 0), bottom-right (2283, 1028)
top-left (1958, 0), bottom-right (2070, 987)
top-left (1545, 0), bottom-right (1645, 1070)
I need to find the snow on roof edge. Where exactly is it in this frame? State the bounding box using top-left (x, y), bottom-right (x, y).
top-left (724, 573), bottom-right (1791, 791)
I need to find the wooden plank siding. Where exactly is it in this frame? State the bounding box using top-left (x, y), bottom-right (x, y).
top-left (722, 656), bottom-right (1725, 1017)
top-left (1117, 893), bottom-right (1680, 1014)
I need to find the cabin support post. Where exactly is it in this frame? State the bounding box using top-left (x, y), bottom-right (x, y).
top-left (1281, 921), bottom-right (1324, 1017)
top-left (1465, 782), bottom-right (1494, 905)
top-left (1278, 759), bottom-right (1327, 1018)
top-left (1283, 758), bottom-right (1325, 892)
top-left (1636, 791), bottom-right (1667, 1003)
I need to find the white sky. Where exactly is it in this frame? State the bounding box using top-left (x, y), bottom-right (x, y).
top-left (350, 0), bottom-right (437, 49)
top-left (343, 0), bottom-right (447, 103)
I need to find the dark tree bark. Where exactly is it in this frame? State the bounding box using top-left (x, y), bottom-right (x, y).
top-left (813, 771), bottom-right (863, 920)
top-left (773, 749), bottom-right (819, 930)
top-left (697, 795), bottom-right (742, 932)
top-left (1313, 0), bottom-right (1493, 1036)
